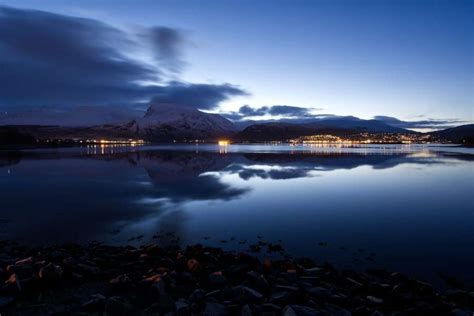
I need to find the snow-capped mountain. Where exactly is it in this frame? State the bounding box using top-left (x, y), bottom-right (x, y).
top-left (129, 103), bottom-right (236, 141)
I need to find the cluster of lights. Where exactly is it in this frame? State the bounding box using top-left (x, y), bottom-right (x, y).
top-left (289, 133), bottom-right (439, 144)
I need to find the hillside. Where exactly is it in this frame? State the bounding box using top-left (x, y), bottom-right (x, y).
top-left (430, 124), bottom-right (474, 144)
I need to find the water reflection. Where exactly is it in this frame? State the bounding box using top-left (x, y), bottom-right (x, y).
top-left (0, 145), bottom-right (473, 285)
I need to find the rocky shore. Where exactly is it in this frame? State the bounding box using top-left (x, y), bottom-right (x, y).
top-left (0, 240), bottom-right (473, 315)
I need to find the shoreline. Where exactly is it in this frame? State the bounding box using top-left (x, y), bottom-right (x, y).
top-left (0, 240), bottom-right (473, 315)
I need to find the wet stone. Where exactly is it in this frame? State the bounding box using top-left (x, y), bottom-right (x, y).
top-left (38, 263), bottom-right (63, 283)
top-left (241, 304), bottom-right (253, 316)
top-left (81, 294), bottom-right (106, 312)
top-left (189, 288), bottom-right (206, 302)
top-left (104, 296), bottom-right (132, 316)
top-left (0, 296), bottom-right (14, 307)
top-left (209, 271), bottom-right (227, 286)
top-left (204, 302), bottom-right (228, 316)
top-left (269, 291), bottom-right (290, 304)
top-left (282, 305), bottom-right (322, 316)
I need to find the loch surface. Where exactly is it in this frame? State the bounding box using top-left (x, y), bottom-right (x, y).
top-left (1, 144), bottom-right (473, 285)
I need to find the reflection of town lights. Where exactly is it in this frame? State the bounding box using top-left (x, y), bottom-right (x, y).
top-left (218, 140), bottom-right (229, 146)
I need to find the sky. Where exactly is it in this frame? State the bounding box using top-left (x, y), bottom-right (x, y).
top-left (0, 0), bottom-right (472, 130)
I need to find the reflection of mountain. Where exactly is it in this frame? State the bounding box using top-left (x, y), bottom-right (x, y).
top-left (140, 152), bottom-right (247, 202)
top-left (0, 151), bottom-right (22, 168)
top-left (3, 147), bottom-right (471, 173)
top-left (1, 147), bottom-right (472, 245)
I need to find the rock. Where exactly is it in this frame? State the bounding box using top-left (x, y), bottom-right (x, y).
top-left (0, 296), bottom-right (14, 307)
top-left (81, 294), bottom-right (106, 312)
top-left (61, 256), bottom-right (77, 271)
top-left (304, 267), bottom-right (322, 274)
top-left (444, 289), bottom-right (474, 305)
top-left (38, 263), bottom-right (63, 282)
top-left (209, 271), bottom-right (227, 286)
top-left (175, 298), bottom-right (189, 316)
top-left (275, 285), bottom-right (299, 292)
top-left (263, 258), bottom-right (273, 270)
top-left (143, 273), bottom-right (166, 294)
top-left (249, 244), bottom-right (261, 252)
top-left (261, 303), bottom-right (282, 313)
top-left (77, 263), bottom-right (100, 275)
top-left (110, 274), bottom-right (132, 288)
top-left (268, 243), bottom-right (284, 252)
top-left (324, 304), bottom-right (351, 316)
top-left (189, 288), bottom-right (206, 302)
top-left (345, 277), bottom-right (364, 288)
top-left (241, 304), bottom-right (253, 316)
top-left (205, 289), bottom-right (221, 299)
top-left (187, 259), bottom-right (200, 272)
top-left (270, 291), bottom-right (291, 304)
top-left (307, 286), bottom-right (331, 298)
top-left (412, 280), bottom-right (434, 294)
top-left (0, 241), bottom-right (469, 315)
top-left (204, 302), bottom-right (228, 316)
top-left (366, 296), bottom-right (384, 304)
top-left (104, 296), bottom-right (132, 316)
top-left (246, 270), bottom-right (270, 290)
top-left (5, 273), bottom-right (22, 292)
top-left (157, 293), bottom-right (176, 314)
top-left (451, 309), bottom-right (474, 316)
top-left (243, 286), bottom-right (264, 301)
top-left (282, 305), bottom-right (322, 316)
top-left (15, 257), bottom-right (33, 265)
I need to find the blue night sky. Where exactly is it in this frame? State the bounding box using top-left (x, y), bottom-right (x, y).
top-left (0, 0), bottom-right (472, 127)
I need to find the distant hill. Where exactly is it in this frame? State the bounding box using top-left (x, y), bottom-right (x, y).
top-left (0, 126), bottom-right (36, 145)
top-left (236, 123), bottom-right (346, 142)
top-left (430, 124), bottom-right (474, 145)
top-left (3, 104), bottom-right (237, 142)
top-left (236, 118), bottom-right (411, 142)
top-left (2, 105), bottom-right (472, 144)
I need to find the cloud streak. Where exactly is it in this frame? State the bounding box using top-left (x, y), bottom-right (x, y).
top-left (373, 116), bottom-right (468, 129)
top-left (145, 26), bottom-right (187, 75)
top-left (223, 105), bottom-right (322, 121)
top-left (0, 6), bottom-right (246, 113)
top-left (222, 105), bottom-right (467, 131)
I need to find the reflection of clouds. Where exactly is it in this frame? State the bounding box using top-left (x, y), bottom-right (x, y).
top-left (241, 152), bottom-right (463, 172)
top-left (224, 164), bottom-right (316, 181)
top-left (138, 152), bottom-right (249, 202)
top-left (144, 171), bottom-right (249, 202)
top-left (1, 147), bottom-right (473, 245)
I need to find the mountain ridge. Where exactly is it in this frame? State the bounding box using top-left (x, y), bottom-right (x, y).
top-left (1, 105), bottom-right (472, 143)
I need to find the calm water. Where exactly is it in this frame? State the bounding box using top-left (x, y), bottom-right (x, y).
top-left (1, 144), bottom-right (473, 286)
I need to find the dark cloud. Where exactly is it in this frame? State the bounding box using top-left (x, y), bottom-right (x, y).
top-left (373, 116), bottom-right (467, 129)
top-left (149, 81), bottom-right (247, 110)
top-left (0, 6), bottom-right (158, 108)
top-left (224, 105), bottom-right (321, 121)
top-left (0, 6), bottom-right (246, 113)
top-left (268, 105), bottom-right (316, 116)
top-left (238, 105), bottom-right (268, 116)
top-left (146, 26), bottom-right (186, 74)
